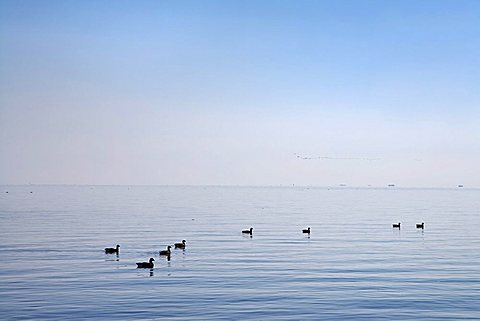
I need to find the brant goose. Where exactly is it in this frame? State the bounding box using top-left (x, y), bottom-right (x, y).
top-left (105, 244), bottom-right (120, 254)
top-left (242, 227), bottom-right (253, 235)
top-left (392, 223), bottom-right (401, 229)
top-left (416, 222), bottom-right (425, 229)
top-left (136, 258), bottom-right (155, 268)
top-left (174, 240), bottom-right (186, 249)
top-left (302, 227), bottom-right (311, 234)
top-left (159, 246), bottom-right (172, 256)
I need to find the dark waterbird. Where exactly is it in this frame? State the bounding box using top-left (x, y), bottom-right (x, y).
top-left (104, 244), bottom-right (120, 254)
top-left (416, 222), bottom-right (425, 229)
top-left (174, 240), bottom-right (186, 249)
top-left (160, 246), bottom-right (172, 256)
top-left (242, 227), bottom-right (253, 235)
top-left (136, 258), bottom-right (155, 268)
top-left (302, 227), bottom-right (311, 234)
top-left (392, 223), bottom-right (401, 229)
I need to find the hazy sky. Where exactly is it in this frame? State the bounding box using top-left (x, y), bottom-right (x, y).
top-left (1, 0), bottom-right (479, 187)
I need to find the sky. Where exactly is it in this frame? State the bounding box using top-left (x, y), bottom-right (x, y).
top-left (0, 0), bottom-right (479, 187)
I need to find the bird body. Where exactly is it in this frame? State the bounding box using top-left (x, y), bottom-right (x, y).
top-left (136, 258), bottom-right (155, 268)
top-left (242, 227), bottom-right (253, 235)
top-left (416, 222), bottom-right (425, 229)
top-left (174, 240), bottom-right (186, 249)
top-left (392, 223), bottom-right (401, 228)
top-left (160, 246), bottom-right (172, 256)
top-left (105, 244), bottom-right (120, 254)
top-left (302, 227), bottom-right (311, 234)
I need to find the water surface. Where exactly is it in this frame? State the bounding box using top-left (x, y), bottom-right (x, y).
top-left (0, 186), bottom-right (479, 320)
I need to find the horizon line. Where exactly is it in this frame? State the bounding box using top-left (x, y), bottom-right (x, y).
top-left (0, 184), bottom-right (477, 190)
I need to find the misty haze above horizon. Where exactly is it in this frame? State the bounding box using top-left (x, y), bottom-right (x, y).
top-left (1, 1), bottom-right (479, 187)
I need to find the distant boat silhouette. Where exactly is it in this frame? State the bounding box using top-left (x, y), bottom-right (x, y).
top-left (242, 227), bottom-right (253, 235)
top-left (136, 258), bottom-right (155, 268)
top-left (302, 227), bottom-right (311, 234)
top-left (416, 222), bottom-right (424, 229)
top-left (392, 223), bottom-right (401, 229)
top-left (458, 185), bottom-right (464, 188)
top-left (388, 184), bottom-right (395, 187)
top-left (105, 244), bottom-right (120, 254)
top-left (174, 240), bottom-right (186, 249)
top-left (159, 246), bottom-right (171, 256)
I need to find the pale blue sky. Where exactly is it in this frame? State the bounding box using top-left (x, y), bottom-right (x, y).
top-left (1, 0), bottom-right (479, 186)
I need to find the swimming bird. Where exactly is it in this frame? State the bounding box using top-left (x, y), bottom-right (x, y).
top-left (392, 223), bottom-right (401, 229)
top-left (416, 222), bottom-right (425, 229)
top-left (174, 240), bottom-right (186, 249)
top-left (136, 258), bottom-right (155, 268)
top-left (159, 246), bottom-right (172, 256)
top-left (105, 244), bottom-right (120, 254)
top-left (302, 227), bottom-right (311, 234)
top-left (242, 227), bottom-right (253, 235)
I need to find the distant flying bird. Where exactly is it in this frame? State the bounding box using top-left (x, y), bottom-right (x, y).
top-left (294, 153), bottom-right (380, 161)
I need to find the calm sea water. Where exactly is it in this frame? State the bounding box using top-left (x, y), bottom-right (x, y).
top-left (0, 186), bottom-right (479, 320)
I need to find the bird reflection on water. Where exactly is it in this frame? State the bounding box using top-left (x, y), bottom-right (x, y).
top-left (105, 257), bottom-right (119, 262)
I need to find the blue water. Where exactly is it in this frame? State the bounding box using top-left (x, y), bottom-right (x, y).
top-left (0, 186), bottom-right (479, 320)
